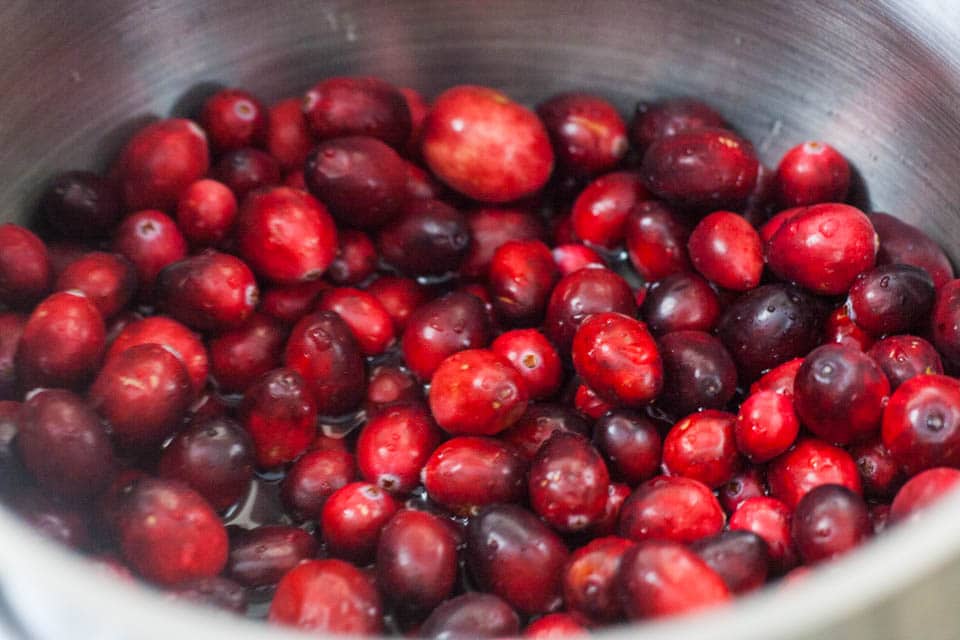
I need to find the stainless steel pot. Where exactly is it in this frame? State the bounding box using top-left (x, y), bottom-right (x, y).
top-left (2, 1), bottom-right (960, 638)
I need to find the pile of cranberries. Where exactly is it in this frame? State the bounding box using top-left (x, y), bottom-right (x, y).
top-left (1, 75), bottom-right (960, 637)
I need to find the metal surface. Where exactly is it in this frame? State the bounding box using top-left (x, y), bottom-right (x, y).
top-left (1, 1), bottom-right (960, 638)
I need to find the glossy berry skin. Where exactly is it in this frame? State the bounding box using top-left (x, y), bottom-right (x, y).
top-left (285, 310), bottom-right (366, 416)
top-left (489, 240), bottom-right (558, 325)
top-left (619, 475), bottom-right (724, 544)
top-left (268, 559), bottom-right (383, 635)
top-left (208, 313), bottom-right (285, 394)
top-left (662, 410), bottom-right (740, 488)
top-left (467, 504), bottom-right (569, 615)
top-left (870, 212), bottom-right (954, 289)
top-left (236, 187), bottom-right (338, 283)
top-left (356, 403), bottom-right (442, 494)
top-left (868, 335), bottom-right (943, 389)
top-left (641, 127), bottom-right (758, 211)
top-left (281, 448), bottom-right (356, 520)
top-left (591, 482), bottom-right (632, 536)
top-left (572, 312), bottom-right (663, 407)
top-left (316, 287), bottom-right (395, 356)
top-left (241, 368), bottom-right (316, 468)
top-left (200, 88), bottom-right (266, 151)
top-left (116, 478), bottom-right (228, 586)
top-left (376, 509), bottom-right (458, 616)
top-left (90, 343), bottom-right (192, 449)
top-left (552, 243), bottom-right (604, 275)
top-left (107, 316), bottom-right (208, 395)
top-left (305, 136), bottom-right (409, 229)
top-left (266, 97), bottom-right (314, 172)
top-left (378, 199), bottom-right (470, 277)
top-left (228, 525), bottom-right (317, 588)
top-left (850, 439), bottom-right (904, 500)
top-left (400, 87), bottom-right (429, 157)
top-left (524, 613), bottom-right (588, 638)
top-left (890, 467), bottom-right (960, 523)
top-left (54, 252), bottom-right (135, 320)
top-left (402, 291), bottom-right (490, 380)
top-left (420, 593), bottom-right (520, 640)
top-left (562, 536), bottom-right (633, 622)
top-left (17, 291), bottom-right (105, 389)
top-left (366, 276), bottom-right (428, 333)
top-left (793, 344), bottom-right (890, 445)
top-left (728, 496), bottom-right (797, 574)
top-left (932, 279), bottom-right (960, 364)
top-left (823, 305), bottom-right (873, 351)
top-left (462, 208), bottom-right (545, 278)
top-left (882, 374), bottom-right (960, 475)
top-left (0, 224), bottom-right (50, 308)
top-left (39, 171), bottom-right (121, 239)
top-left (303, 76), bottom-right (410, 149)
top-left (642, 272), bottom-right (721, 336)
top-left (422, 436), bottom-right (527, 514)
top-left (536, 93), bottom-right (628, 177)
top-left (688, 211), bottom-right (763, 291)
top-left (765, 203), bottom-right (877, 295)
top-left (847, 264), bottom-right (934, 336)
top-left (364, 365), bottom-right (421, 416)
top-left (767, 439), bottom-right (862, 509)
top-left (657, 330), bottom-right (737, 417)
top-left (618, 540), bottom-right (730, 620)
top-left (791, 484), bottom-right (870, 564)
top-left (491, 329), bottom-right (563, 400)
top-left (327, 229), bottom-right (377, 285)
top-left (423, 85), bottom-right (554, 202)
top-left (629, 98), bottom-right (725, 151)
top-left (775, 142), bottom-right (850, 207)
top-left (158, 251), bottom-right (258, 332)
top-left (735, 390), bottom-right (800, 463)
top-left (111, 210), bottom-right (187, 296)
top-left (624, 201), bottom-right (692, 282)
top-left (429, 349), bottom-right (529, 436)
top-left (574, 383), bottom-right (615, 419)
top-left (0, 315), bottom-right (24, 400)
top-left (321, 482), bottom-right (399, 563)
top-left (116, 118), bottom-right (209, 211)
top-left (719, 467), bottom-right (766, 514)
top-left (545, 268), bottom-right (636, 352)
top-left (529, 433), bottom-right (610, 532)
top-left (259, 280), bottom-right (328, 325)
top-left (501, 403), bottom-right (591, 461)
top-left (17, 389), bottom-right (114, 499)
top-left (692, 530), bottom-right (769, 594)
top-left (571, 171), bottom-right (649, 248)
top-left (593, 410), bottom-right (662, 484)
top-left (750, 358), bottom-right (804, 397)
top-left (213, 147), bottom-right (281, 200)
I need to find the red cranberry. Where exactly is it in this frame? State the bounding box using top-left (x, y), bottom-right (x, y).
top-left (400, 87), bottom-right (429, 158)
top-left (228, 525), bottom-right (317, 587)
top-left (200, 88), bottom-right (266, 151)
top-left (870, 212), bottom-right (954, 289)
top-left (524, 613), bottom-right (588, 637)
top-left (823, 304), bottom-right (873, 351)
top-left (735, 390), bottom-right (800, 463)
top-left (890, 467), bottom-right (960, 523)
top-left (868, 335), bottom-right (943, 389)
top-left (561, 536), bottom-right (632, 622)
top-left (641, 272), bottom-right (721, 336)
top-left (170, 576), bottom-right (247, 613)
top-left (765, 203), bottom-right (877, 295)
top-left (54, 252), bottom-right (135, 320)
top-left (591, 482), bottom-right (632, 536)
top-left (574, 383), bottom-right (615, 419)
top-left (537, 93), bottom-right (628, 177)
top-left (850, 438), bottom-right (904, 501)
top-left (158, 251), bottom-right (258, 332)
top-left (619, 475), bottom-right (724, 544)
top-left (317, 287), bottom-right (395, 356)
top-left (116, 118), bottom-right (209, 211)
top-left (688, 211), bottom-right (763, 291)
top-left (641, 128), bottom-right (758, 211)
top-left (467, 504), bottom-right (568, 615)
top-left (17, 291), bottom-right (105, 389)
top-left (657, 331), bottom-right (737, 416)
top-left (321, 481), bottom-right (399, 563)
top-left (932, 279), bottom-right (960, 364)
top-left (759, 206), bottom-right (803, 243)
top-left (0, 224), bottom-right (51, 308)
top-left (213, 147), bottom-right (281, 200)
top-left (529, 432), bottom-right (610, 532)
top-left (402, 291), bottom-right (490, 380)
top-left (662, 410), bottom-right (740, 488)
top-left (775, 141), bottom-right (850, 207)
top-left (793, 344), bottom-right (890, 445)
top-left (423, 436), bottom-right (526, 514)
top-left (17, 389), bottom-right (113, 499)
top-left (742, 164), bottom-right (779, 226)
top-left (624, 201), bottom-right (692, 282)
top-left (767, 438), bottom-right (862, 509)
top-left (284, 170), bottom-right (307, 190)
top-left (107, 315), bottom-right (208, 395)
top-left (593, 410), bottom-right (661, 484)
top-left (281, 448), bottom-right (355, 520)
top-left (692, 530), bottom-right (769, 593)
top-left (571, 172), bottom-right (649, 248)
top-left (378, 199), bottom-right (470, 276)
top-left (285, 310), bottom-right (366, 416)
top-left (848, 264), bottom-right (934, 336)
top-left (117, 478), bottom-right (227, 585)
top-left (175, 179), bottom-right (238, 248)
top-left (305, 135), bottom-right (408, 229)
top-left (357, 403), bottom-right (441, 494)
top-left (269, 558), bottom-right (383, 634)
top-left (629, 98), bottom-right (725, 151)
top-left (419, 593), bottom-right (520, 640)
top-left (240, 368), bottom-right (316, 467)
top-left (209, 313), bottom-right (285, 393)
top-left (719, 467), bottom-right (766, 514)
top-left (750, 358), bottom-right (804, 397)
top-left (882, 374), bottom-right (960, 475)
top-left (545, 268), bottom-right (637, 352)
top-left (462, 208), bottom-right (545, 277)
top-left (791, 484), bottom-right (870, 564)
top-left (46, 241), bottom-right (88, 279)
top-left (552, 243), bottom-right (604, 276)
top-left (376, 509), bottom-right (458, 616)
top-left (303, 76), bottom-right (411, 149)
top-left (39, 171), bottom-right (121, 239)
top-left (0, 316), bottom-right (22, 397)
top-left (266, 97), bottom-right (314, 172)
top-left (618, 540), bottom-right (730, 619)
top-left (366, 276), bottom-right (428, 334)
top-left (491, 329), bottom-right (563, 400)
top-left (501, 403), bottom-right (591, 460)
top-left (326, 229), bottom-right (377, 285)
top-left (90, 343), bottom-right (192, 449)
top-left (259, 279), bottom-right (328, 325)
top-left (422, 85), bottom-right (553, 202)
top-left (728, 496), bottom-right (797, 573)
top-left (488, 240), bottom-right (558, 325)
top-left (112, 210), bottom-right (187, 296)
top-left (364, 365), bottom-right (421, 415)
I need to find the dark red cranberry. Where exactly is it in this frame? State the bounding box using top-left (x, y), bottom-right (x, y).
top-left (326, 229), bottom-right (377, 285)
top-left (619, 476), bottom-right (724, 544)
top-left (618, 540), bottom-right (730, 619)
top-left (419, 593), bottom-right (520, 640)
top-left (0, 224), bottom-right (51, 308)
top-left (791, 484), bottom-right (870, 564)
top-left (366, 276), bottom-right (428, 333)
top-left (571, 171), bottom-right (649, 248)
top-left (116, 118), bottom-right (209, 211)
top-left (158, 251), bottom-right (258, 332)
top-left (399, 87), bottom-right (429, 157)
top-left (111, 209), bottom-right (187, 296)
top-left (850, 439), bottom-right (904, 500)
top-left (868, 335), bottom-right (943, 389)
top-left (629, 98), bottom-right (725, 151)
top-left (268, 558), bottom-right (383, 634)
top-left (932, 279), bottom-right (960, 364)
top-left (305, 136), bottom-right (408, 229)
top-left (657, 331), bottom-right (737, 416)
top-left (422, 85), bottom-right (553, 202)
top-left (552, 244), bottom-right (604, 276)
top-left (117, 478), bottom-right (228, 585)
top-left (870, 212), bottom-right (954, 289)
top-left (284, 169), bottom-right (307, 190)
top-left (0, 400), bottom-right (21, 487)
top-left (735, 390), bottom-right (800, 463)
top-left (537, 93), bottom-right (628, 177)
top-left (590, 482), bottom-right (632, 536)
top-left (357, 403), bottom-right (441, 494)
top-left (593, 410), bottom-right (661, 484)
top-left (402, 291), bottom-right (490, 379)
top-left (316, 288), bottom-right (394, 356)
top-left (266, 97), bottom-right (314, 172)
top-left (728, 496), bottom-right (797, 573)
top-left (321, 481), bottom-right (399, 563)
top-left (750, 358), bottom-right (804, 397)
top-left (767, 438), bottom-right (862, 509)
top-left (524, 613), bottom-right (588, 637)
top-left (692, 530), bottom-right (769, 593)
top-left (529, 432), bottom-right (610, 532)
top-left (847, 264), bottom-right (934, 336)
top-left (422, 436), bottom-right (527, 514)
top-left (364, 365), bottom-right (422, 415)
top-left (376, 509), bottom-right (458, 616)
top-left (17, 291), bottom-right (105, 389)
top-left (212, 147), bottom-right (281, 200)
top-left (462, 208), bottom-right (545, 277)
top-left (40, 171), bottom-right (121, 239)
top-left (641, 127), bottom-right (758, 211)
top-left (0, 314), bottom-right (24, 399)
top-left (624, 201), bottom-right (691, 282)
top-left (574, 383), bottom-right (615, 419)
top-left (228, 525), bottom-right (317, 587)
top-left (488, 240), bottom-right (558, 325)
top-left (688, 211), bottom-right (763, 291)
top-left (742, 163), bottom-right (779, 226)
top-left (377, 198), bottom-right (470, 276)
top-left (561, 536), bottom-right (632, 622)
top-left (491, 329), bottom-right (563, 400)
top-left (501, 403), bottom-right (591, 460)
top-left (545, 268), bottom-right (637, 352)
top-left (107, 316), bottom-right (208, 395)
top-left (209, 313), bottom-right (285, 394)
top-left (890, 467), bottom-right (960, 523)
top-left (882, 374), bottom-right (960, 475)
top-left (642, 272), bottom-right (720, 336)
top-left (775, 141), bottom-right (850, 207)
top-left (662, 410), bottom-right (740, 488)
top-left (823, 304), bottom-right (873, 351)
top-left (15, 492), bottom-right (90, 549)
top-left (716, 284), bottom-right (824, 380)
top-left (54, 252), bottom-right (136, 320)
top-left (170, 576), bottom-right (247, 613)
top-left (241, 368), bottom-right (316, 467)
top-left (793, 344), bottom-right (890, 445)
top-left (259, 279), bottom-right (329, 325)
top-left (304, 76), bottom-right (411, 149)
top-left (719, 467), bottom-right (766, 514)
top-left (281, 448), bottom-right (355, 520)
top-left (46, 241), bottom-right (87, 279)
top-left (200, 88), bottom-right (267, 151)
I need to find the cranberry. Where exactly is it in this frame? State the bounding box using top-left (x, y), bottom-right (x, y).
top-left (716, 284), bottom-right (824, 380)
top-left (590, 482), bottom-right (632, 536)
top-left (775, 141), bottom-right (851, 207)
top-left (728, 496), bottom-right (797, 573)
top-left (932, 279), bottom-right (960, 364)
top-left (400, 87), bottom-right (429, 158)
top-left (592, 411), bottom-right (661, 484)
top-left (259, 280), bottom-right (329, 325)
top-left (228, 525), bottom-right (317, 587)
top-left (657, 331), bottom-right (737, 416)
top-left (422, 85), bottom-right (553, 202)
top-left (848, 264), bottom-right (935, 337)
top-left (402, 291), bottom-right (490, 379)
top-left (545, 268), bottom-right (637, 352)
top-left (462, 208), bottom-right (545, 277)
top-left (561, 536), bottom-right (632, 622)
top-left (113, 212), bottom-right (187, 301)
top-left (552, 243), bottom-right (605, 276)
top-left (366, 276), bottom-right (428, 333)
top-left (501, 403), bottom-right (591, 460)
top-left (321, 481), bottom-right (399, 563)
top-left (528, 432), bottom-right (610, 532)
top-left (629, 98), bottom-right (725, 151)
top-left (241, 368), bottom-right (316, 467)
top-left (641, 272), bottom-right (721, 336)
top-left (357, 403), bottom-right (441, 494)
top-left (491, 329), bottom-right (563, 400)
top-left (882, 374), bottom-right (960, 474)
top-left (570, 171), bottom-right (649, 248)
top-left (890, 467), bottom-right (960, 523)
top-left (17, 291), bottom-right (105, 389)
top-left (750, 358), bottom-right (804, 397)
top-left (488, 240), bottom-right (558, 325)
top-left (364, 365), bottom-right (422, 415)
top-left (213, 147), bottom-right (281, 200)
top-left (537, 93), bottom-right (628, 177)
top-left (524, 613), bottom-right (588, 637)
top-left (624, 201), bottom-right (692, 282)
top-left (868, 335), bottom-right (943, 390)
top-left (317, 287), bottom-right (395, 356)
top-left (170, 576), bottom-right (247, 613)
top-left (791, 484), bottom-right (870, 564)
top-left (719, 467), bottom-right (766, 514)
top-left (281, 448), bottom-right (355, 519)
top-left (759, 206), bottom-right (803, 243)
top-left (39, 171), bottom-right (121, 239)
top-left (305, 136), bottom-right (408, 229)
top-left (90, 343), bottom-right (192, 449)
top-left (767, 438), bottom-right (862, 509)
top-left (326, 229), bottom-right (377, 285)
top-left (619, 475), bottom-right (724, 544)
top-left (376, 509), bottom-right (458, 616)
top-left (117, 478), bottom-right (227, 585)
top-left (574, 383), bottom-right (615, 419)
top-left (419, 593), bottom-right (520, 640)
top-left (46, 241), bottom-right (87, 279)
top-left (0, 400), bottom-right (20, 486)
top-left (116, 118), bottom-right (209, 211)
top-left (285, 310), bottom-right (366, 416)
top-left (735, 390), bottom-right (800, 463)
top-left (662, 410), bottom-right (740, 488)
top-left (823, 305), bottom-right (873, 351)
top-left (53, 252), bottom-right (135, 321)
top-left (870, 212), bottom-right (954, 289)
top-left (303, 76), bottom-right (411, 149)
top-left (158, 251), bottom-right (258, 332)
top-left (850, 439), bottom-right (904, 500)
top-left (15, 492), bottom-right (91, 550)
top-left (284, 170), bottom-right (307, 190)
top-left (618, 540), bottom-right (730, 619)
top-left (692, 530), bottom-right (769, 593)
top-left (107, 315), bottom-right (208, 394)
top-left (422, 436), bottom-right (527, 514)
top-left (266, 97), bottom-right (314, 172)
top-left (269, 558), bottom-right (383, 634)
top-left (378, 198), bottom-right (470, 276)
top-left (688, 211), bottom-right (763, 291)
top-left (200, 88), bottom-right (266, 151)
top-left (0, 224), bottom-right (51, 308)
top-left (209, 313), bottom-right (285, 393)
